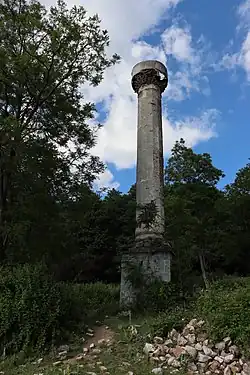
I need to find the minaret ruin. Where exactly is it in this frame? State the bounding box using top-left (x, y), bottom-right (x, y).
top-left (120, 60), bottom-right (171, 308)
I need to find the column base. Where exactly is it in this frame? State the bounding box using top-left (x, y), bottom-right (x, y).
top-left (120, 238), bottom-right (172, 309)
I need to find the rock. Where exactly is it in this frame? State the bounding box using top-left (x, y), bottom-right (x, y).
top-left (153, 347), bottom-right (161, 357)
top-left (154, 336), bottom-right (164, 344)
top-left (75, 354), bottom-right (84, 360)
top-left (98, 339), bottom-right (106, 345)
top-left (203, 345), bottom-right (216, 357)
top-left (144, 343), bottom-right (155, 355)
top-left (185, 333), bottom-right (196, 344)
top-left (151, 368), bottom-right (163, 374)
top-left (243, 363), bottom-right (250, 375)
top-left (171, 346), bottom-right (186, 358)
top-left (89, 343), bottom-right (95, 349)
top-left (53, 361), bottom-right (62, 366)
top-left (224, 354), bottom-right (234, 363)
top-left (197, 320), bottom-right (205, 327)
top-left (177, 334), bottom-right (188, 346)
top-left (223, 337), bottom-right (232, 345)
top-left (58, 350), bottom-right (68, 357)
top-left (197, 353), bottom-right (211, 363)
top-left (197, 332), bottom-right (208, 342)
top-left (83, 347), bottom-right (89, 353)
top-left (209, 360), bottom-right (220, 371)
top-left (187, 362), bottom-right (198, 371)
top-left (170, 359), bottom-right (181, 368)
top-left (224, 365), bottom-right (232, 375)
top-left (167, 356), bottom-right (176, 366)
top-left (189, 319), bottom-right (198, 326)
top-left (86, 332), bottom-right (94, 337)
top-left (57, 345), bottom-right (69, 353)
top-left (195, 343), bottom-right (203, 351)
top-left (92, 348), bottom-right (101, 354)
top-left (128, 372), bottom-right (134, 375)
top-left (159, 356), bottom-right (166, 362)
top-left (185, 345), bottom-right (197, 359)
top-left (169, 329), bottom-right (178, 342)
top-left (214, 356), bottom-right (224, 364)
top-left (183, 323), bottom-right (195, 336)
top-left (99, 366), bottom-right (108, 372)
top-left (229, 345), bottom-right (240, 357)
top-left (215, 341), bottom-right (226, 351)
top-left (164, 339), bottom-right (174, 347)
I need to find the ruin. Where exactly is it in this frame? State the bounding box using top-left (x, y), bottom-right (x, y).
top-left (120, 60), bottom-right (171, 308)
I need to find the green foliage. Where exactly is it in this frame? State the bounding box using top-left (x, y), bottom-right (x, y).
top-left (0, 263), bottom-right (120, 356)
top-left (139, 280), bottom-right (184, 312)
top-left (69, 282), bottom-right (120, 318)
top-left (196, 277), bottom-right (250, 349)
top-left (0, 0), bottom-right (119, 261)
top-left (149, 307), bottom-right (193, 338)
top-left (164, 138), bottom-right (225, 291)
top-left (125, 260), bottom-right (184, 313)
top-left (165, 138), bottom-right (224, 186)
top-left (136, 200), bottom-right (157, 229)
top-left (0, 263), bottom-right (63, 354)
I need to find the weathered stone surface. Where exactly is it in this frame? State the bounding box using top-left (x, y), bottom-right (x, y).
top-left (171, 346), bottom-right (186, 358)
top-left (120, 60), bottom-right (170, 308)
top-left (185, 345), bottom-right (197, 359)
top-left (151, 368), bottom-right (163, 374)
top-left (142, 318), bottom-right (250, 375)
top-left (197, 353), bottom-right (211, 363)
top-left (144, 343), bottom-right (155, 355)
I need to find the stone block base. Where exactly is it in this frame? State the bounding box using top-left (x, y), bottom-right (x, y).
top-left (120, 247), bottom-right (171, 309)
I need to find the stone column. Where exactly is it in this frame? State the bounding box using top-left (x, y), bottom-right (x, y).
top-left (131, 60), bottom-right (168, 242)
top-left (120, 60), bottom-right (171, 308)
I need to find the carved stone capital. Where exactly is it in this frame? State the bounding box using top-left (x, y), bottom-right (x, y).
top-left (131, 68), bottom-right (168, 93)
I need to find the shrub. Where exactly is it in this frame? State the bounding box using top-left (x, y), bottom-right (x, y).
top-left (149, 307), bottom-right (193, 338)
top-left (139, 280), bottom-right (186, 312)
top-left (0, 263), bottom-right (63, 355)
top-left (196, 276), bottom-right (250, 349)
top-left (69, 282), bottom-right (120, 318)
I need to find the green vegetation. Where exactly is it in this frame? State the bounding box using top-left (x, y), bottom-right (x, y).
top-left (1, 0), bottom-right (250, 372)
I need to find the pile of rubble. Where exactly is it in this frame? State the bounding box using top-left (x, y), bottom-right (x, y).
top-left (143, 318), bottom-right (250, 375)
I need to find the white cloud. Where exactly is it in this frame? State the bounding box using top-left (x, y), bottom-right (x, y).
top-left (238, 0), bottom-right (250, 27)
top-left (94, 169), bottom-right (120, 191)
top-left (42, 0), bottom-right (220, 185)
top-left (241, 32), bottom-right (250, 78)
top-left (163, 109), bottom-right (218, 154)
top-left (219, 1), bottom-right (250, 80)
top-left (161, 25), bottom-right (195, 64)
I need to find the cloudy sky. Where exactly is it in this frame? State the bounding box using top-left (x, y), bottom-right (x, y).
top-left (76, 0), bottom-right (250, 192)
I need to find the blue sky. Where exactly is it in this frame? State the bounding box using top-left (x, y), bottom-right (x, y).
top-left (77, 0), bottom-right (250, 193)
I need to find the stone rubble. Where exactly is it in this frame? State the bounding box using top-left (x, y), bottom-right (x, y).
top-left (144, 318), bottom-right (250, 375)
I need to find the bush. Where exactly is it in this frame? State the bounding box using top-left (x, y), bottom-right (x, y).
top-left (0, 263), bottom-right (63, 355)
top-left (0, 264), bottom-right (120, 356)
top-left (196, 276), bottom-right (250, 349)
top-left (139, 280), bottom-right (187, 312)
top-left (149, 307), bottom-right (193, 338)
top-left (68, 282), bottom-right (120, 318)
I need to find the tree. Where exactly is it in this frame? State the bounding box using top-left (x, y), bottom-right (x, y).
top-left (0, 0), bottom-right (120, 260)
top-left (165, 138), bottom-right (224, 186)
top-left (217, 161), bottom-right (250, 275)
top-left (164, 139), bottom-right (225, 290)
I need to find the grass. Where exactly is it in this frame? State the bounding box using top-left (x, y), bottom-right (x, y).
top-left (0, 315), bottom-right (185, 375)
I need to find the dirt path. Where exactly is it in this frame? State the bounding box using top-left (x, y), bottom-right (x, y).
top-left (84, 325), bottom-right (115, 348)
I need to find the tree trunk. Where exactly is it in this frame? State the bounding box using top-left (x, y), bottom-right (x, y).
top-left (199, 251), bottom-right (209, 289)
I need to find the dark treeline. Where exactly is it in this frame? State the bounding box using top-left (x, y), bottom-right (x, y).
top-left (1, 0), bottom-right (250, 296)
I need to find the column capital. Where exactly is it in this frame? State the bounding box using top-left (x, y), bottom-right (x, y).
top-left (131, 60), bottom-right (168, 94)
